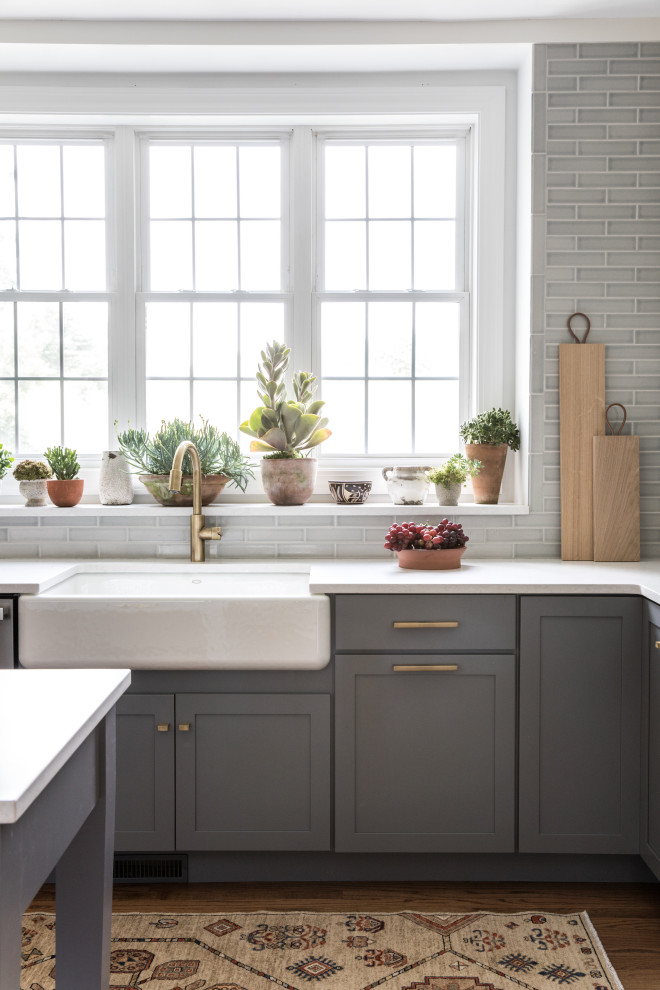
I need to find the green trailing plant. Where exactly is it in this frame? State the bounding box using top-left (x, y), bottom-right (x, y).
top-left (240, 341), bottom-right (331, 458)
top-left (428, 453), bottom-right (482, 489)
top-left (116, 418), bottom-right (254, 492)
top-left (459, 408), bottom-right (520, 451)
top-left (0, 443), bottom-right (13, 479)
top-left (44, 446), bottom-right (80, 481)
top-left (13, 459), bottom-right (52, 481)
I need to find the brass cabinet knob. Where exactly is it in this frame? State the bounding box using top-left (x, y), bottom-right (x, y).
top-left (655, 641), bottom-right (660, 650)
top-left (178, 723), bottom-right (191, 732)
top-left (156, 723), bottom-right (170, 732)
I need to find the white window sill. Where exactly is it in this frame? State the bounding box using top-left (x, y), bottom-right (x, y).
top-left (0, 499), bottom-right (530, 518)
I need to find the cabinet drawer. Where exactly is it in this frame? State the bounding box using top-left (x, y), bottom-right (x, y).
top-left (335, 594), bottom-right (516, 652)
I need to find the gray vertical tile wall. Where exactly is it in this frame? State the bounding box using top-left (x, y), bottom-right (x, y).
top-left (1, 43), bottom-right (658, 561)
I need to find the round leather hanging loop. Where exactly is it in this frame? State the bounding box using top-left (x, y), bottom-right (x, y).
top-left (567, 311), bottom-right (591, 343)
top-left (606, 402), bottom-right (627, 436)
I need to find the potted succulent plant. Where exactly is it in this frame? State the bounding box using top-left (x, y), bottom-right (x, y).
top-left (459, 407), bottom-right (520, 505)
top-left (384, 519), bottom-right (470, 570)
top-left (116, 418), bottom-right (253, 506)
top-left (13, 459), bottom-right (52, 506)
top-left (240, 341), bottom-right (331, 506)
top-left (0, 443), bottom-right (13, 493)
top-left (428, 454), bottom-right (482, 506)
top-left (44, 446), bottom-right (84, 507)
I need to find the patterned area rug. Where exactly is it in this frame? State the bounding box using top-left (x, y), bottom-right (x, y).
top-left (20, 910), bottom-right (623, 990)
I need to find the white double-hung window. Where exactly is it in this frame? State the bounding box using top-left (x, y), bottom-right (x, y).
top-left (0, 111), bottom-right (490, 475)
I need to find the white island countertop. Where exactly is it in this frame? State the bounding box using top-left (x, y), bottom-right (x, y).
top-left (308, 558), bottom-right (660, 606)
top-left (0, 668), bottom-right (131, 823)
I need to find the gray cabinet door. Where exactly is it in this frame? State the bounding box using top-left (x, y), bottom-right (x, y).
top-left (115, 694), bottom-right (175, 851)
top-left (175, 694), bottom-right (331, 851)
top-left (519, 596), bottom-right (641, 854)
top-left (642, 605), bottom-right (660, 879)
top-left (335, 654), bottom-right (516, 853)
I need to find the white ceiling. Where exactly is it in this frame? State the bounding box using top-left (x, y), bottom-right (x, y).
top-left (0, 0), bottom-right (659, 19)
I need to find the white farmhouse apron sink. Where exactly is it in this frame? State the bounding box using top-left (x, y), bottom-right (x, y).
top-left (18, 562), bottom-right (330, 670)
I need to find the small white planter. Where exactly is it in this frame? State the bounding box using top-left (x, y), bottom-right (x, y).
top-left (19, 480), bottom-right (49, 506)
top-left (434, 481), bottom-right (462, 506)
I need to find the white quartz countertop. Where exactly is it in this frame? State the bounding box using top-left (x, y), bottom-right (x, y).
top-left (0, 668), bottom-right (131, 823)
top-left (308, 559), bottom-right (660, 605)
top-left (0, 561), bottom-right (77, 594)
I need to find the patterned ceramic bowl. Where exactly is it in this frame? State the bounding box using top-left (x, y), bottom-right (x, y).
top-left (328, 481), bottom-right (372, 505)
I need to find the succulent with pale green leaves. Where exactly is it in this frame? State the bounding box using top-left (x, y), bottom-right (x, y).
top-left (44, 446), bottom-right (80, 481)
top-left (0, 443), bottom-right (13, 479)
top-left (240, 341), bottom-right (331, 458)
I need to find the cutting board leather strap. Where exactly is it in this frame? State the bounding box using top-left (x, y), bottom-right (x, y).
top-left (567, 311), bottom-right (591, 343)
top-left (606, 402), bottom-right (627, 435)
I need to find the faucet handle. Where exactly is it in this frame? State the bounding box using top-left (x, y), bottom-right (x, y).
top-left (200, 524), bottom-right (222, 542)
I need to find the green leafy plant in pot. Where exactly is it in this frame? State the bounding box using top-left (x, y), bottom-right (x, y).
top-left (116, 418), bottom-right (254, 506)
top-left (0, 443), bottom-right (13, 492)
top-left (44, 446), bottom-right (84, 507)
top-left (13, 459), bottom-right (52, 506)
top-left (240, 341), bottom-right (331, 505)
top-left (459, 408), bottom-right (520, 504)
top-left (427, 453), bottom-right (482, 506)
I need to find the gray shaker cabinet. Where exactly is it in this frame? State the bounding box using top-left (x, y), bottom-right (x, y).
top-left (519, 596), bottom-right (642, 855)
top-left (115, 694), bottom-right (175, 851)
top-left (175, 693), bottom-right (331, 851)
top-left (335, 654), bottom-right (516, 853)
top-left (641, 602), bottom-right (660, 879)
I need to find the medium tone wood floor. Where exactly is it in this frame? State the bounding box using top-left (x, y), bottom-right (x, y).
top-left (30, 881), bottom-right (659, 988)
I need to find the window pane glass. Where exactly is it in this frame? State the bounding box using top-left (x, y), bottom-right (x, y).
top-left (415, 302), bottom-right (460, 378)
top-left (17, 145), bottom-right (60, 218)
top-left (368, 145), bottom-right (410, 219)
top-left (368, 220), bottom-right (411, 290)
top-left (64, 220), bottom-right (106, 290)
top-left (320, 379), bottom-right (365, 455)
top-left (146, 302), bottom-right (190, 378)
top-left (239, 146), bottom-right (280, 219)
top-left (368, 379), bottom-right (411, 454)
top-left (240, 220), bottom-right (280, 290)
top-left (325, 145), bottom-right (365, 220)
top-left (193, 302), bottom-right (238, 378)
top-left (0, 302), bottom-right (13, 377)
top-left (18, 379), bottom-right (60, 453)
top-left (239, 378), bottom-right (259, 453)
top-left (415, 379), bottom-right (459, 454)
top-left (368, 302), bottom-right (412, 377)
top-left (63, 302), bottom-right (108, 377)
top-left (150, 221), bottom-right (193, 290)
top-left (0, 221), bottom-right (16, 289)
top-left (194, 146), bottom-right (237, 219)
top-left (414, 220), bottom-right (456, 290)
top-left (18, 220), bottom-right (62, 289)
top-left (194, 220), bottom-right (238, 291)
top-left (150, 146), bottom-right (191, 219)
top-left (325, 221), bottom-right (366, 290)
top-left (64, 380), bottom-right (107, 453)
top-left (0, 146), bottom-right (15, 218)
top-left (239, 302), bottom-right (285, 378)
top-left (0, 380), bottom-right (14, 451)
top-left (414, 145), bottom-right (457, 219)
top-left (63, 145), bottom-right (105, 218)
top-left (321, 302), bottom-right (365, 378)
top-left (193, 379), bottom-right (237, 435)
top-left (17, 302), bottom-right (59, 377)
top-left (146, 380), bottom-right (190, 435)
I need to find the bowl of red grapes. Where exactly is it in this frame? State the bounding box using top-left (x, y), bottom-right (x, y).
top-left (384, 520), bottom-right (469, 569)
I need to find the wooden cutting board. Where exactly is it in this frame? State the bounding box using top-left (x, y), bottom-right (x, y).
top-left (593, 403), bottom-right (640, 562)
top-left (560, 313), bottom-right (605, 561)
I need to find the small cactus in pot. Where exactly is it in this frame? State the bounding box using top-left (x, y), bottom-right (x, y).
top-left (44, 445), bottom-right (84, 507)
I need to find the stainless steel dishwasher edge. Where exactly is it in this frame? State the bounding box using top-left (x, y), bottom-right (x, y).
top-left (0, 598), bottom-right (17, 668)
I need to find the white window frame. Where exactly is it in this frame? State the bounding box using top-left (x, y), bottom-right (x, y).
top-left (0, 80), bottom-right (510, 492)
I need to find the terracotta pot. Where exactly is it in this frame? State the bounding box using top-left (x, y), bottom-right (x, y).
top-left (47, 479), bottom-right (84, 507)
top-left (139, 474), bottom-right (229, 507)
top-left (19, 479), bottom-right (49, 507)
top-left (465, 443), bottom-right (508, 504)
top-left (260, 457), bottom-right (317, 506)
top-left (434, 481), bottom-right (462, 506)
top-left (396, 547), bottom-right (466, 570)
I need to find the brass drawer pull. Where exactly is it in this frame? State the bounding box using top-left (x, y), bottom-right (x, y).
top-left (178, 723), bottom-right (191, 732)
top-left (393, 664), bottom-right (459, 672)
top-left (655, 641), bottom-right (660, 649)
top-left (156, 723), bottom-right (170, 733)
top-left (393, 621), bottom-right (459, 629)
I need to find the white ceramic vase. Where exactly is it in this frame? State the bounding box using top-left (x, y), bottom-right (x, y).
top-left (99, 451), bottom-right (134, 505)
